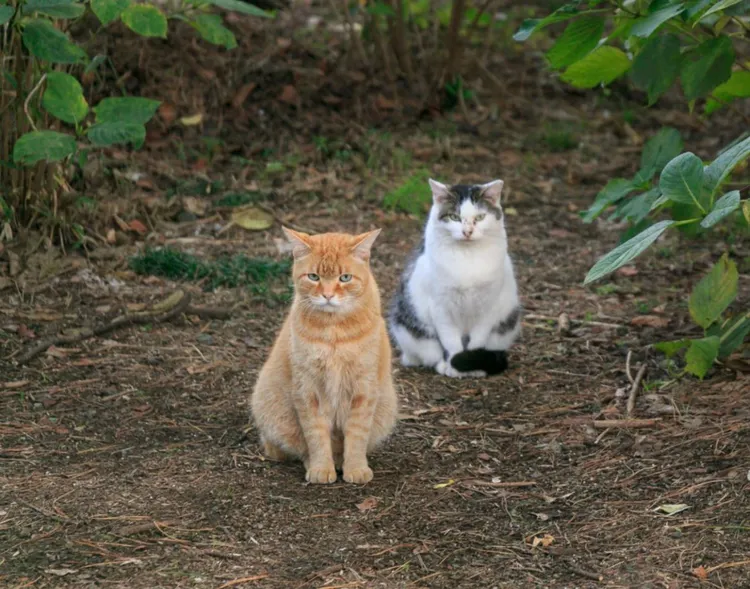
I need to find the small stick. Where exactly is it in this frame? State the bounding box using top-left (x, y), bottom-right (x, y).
top-left (625, 350), bottom-right (634, 384)
top-left (626, 363), bottom-right (647, 416)
top-left (592, 419), bottom-right (661, 429)
top-left (217, 575), bottom-right (269, 589)
top-left (565, 560), bottom-right (603, 582)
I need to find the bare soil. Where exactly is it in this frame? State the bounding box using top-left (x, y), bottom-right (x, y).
top-left (2, 9), bottom-right (750, 589)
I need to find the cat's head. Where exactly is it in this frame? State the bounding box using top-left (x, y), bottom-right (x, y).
top-left (428, 179), bottom-right (505, 242)
top-left (282, 227), bottom-right (381, 314)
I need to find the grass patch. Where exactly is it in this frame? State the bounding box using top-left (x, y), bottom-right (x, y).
top-left (130, 248), bottom-right (291, 300)
top-left (213, 192), bottom-right (262, 208)
top-left (384, 169), bottom-right (432, 216)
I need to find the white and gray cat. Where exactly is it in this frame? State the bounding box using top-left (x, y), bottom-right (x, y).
top-left (389, 178), bottom-right (521, 378)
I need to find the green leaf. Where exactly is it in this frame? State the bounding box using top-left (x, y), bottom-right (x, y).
top-left (84, 54), bottom-right (108, 75)
top-left (689, 253), bottom-right (738, 328)
top-left (42, 72), bottom-right (88, 125)
top-left (685, 336), bottom-right (720, 379)
top-left (700, 190), bottom-right (740, 228)
top-left (22, 0), bottom-right (85, 19)
top-left (744, 200), bottom-right (750, 225)
top-left (88, 121), bottom-right (146, 148)
top-left (638, 127), bottom-right (683, 180)
top-left (703, 0), bottom-right (746, 18)
top-left (190, 13), bottom-right (237, 49)
top-left (0, 4), bottom-right (13, 24)
top-left (366, 1), bottom-right (395, 17)
top-left (680, 36), bottom-right (734, 101)
top-left (91, 0), bottom-right (129, 25)
top-left (703, 135), bottom-right (750, 196)
top-left (22, 19), bottom-right (87, 64)
top-left (205, 0), bottom-right (273, 18)
top-left (718, 312), bottom-right (750, 358)
top-left (584, 220), bottom-right (674, 284)
top-left (546, 16), bottom-right (605, 70)
top-left (631, 3), bottom-right (686, 37)
top-left (659, 152), bottom-right (705, 206)
top-left (654, 339), bottom-right (690, 358)
top-left (705, 71), bottom-right (750, 115)
top-left (630, 34), bottom-right (681, 105)
top-left (610, 187), bottom-right (662, 224)
top-left (582, 178), bottom-right (634, 223)
top-left (93, 97), bottom-right (160, 125)
top-left (12, 131), bottom-right (77, 165)
top-left (121, 3), bottom-right (167, 37)
top-left (561, 46), bottom-right (631, 89)
top-left (513, 4), bottom-right (582, 42)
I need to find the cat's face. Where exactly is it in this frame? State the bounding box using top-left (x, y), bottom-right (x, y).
top-left (283, 228), bottom-right (381, 314)
top-left (429, 180), bottom-right (504, 242)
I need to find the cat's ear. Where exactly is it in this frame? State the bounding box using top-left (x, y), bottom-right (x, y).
top-left (480, 179), bottom-right (504, 206)
top-left (428, 179), bottom-right (451, 204)
top-left (282, 227), bottom-right (313, 259)
top-left (350, 229), bottom-right (381, 262)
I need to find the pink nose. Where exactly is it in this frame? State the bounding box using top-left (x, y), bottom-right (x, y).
top-left (463, 229), bottom-right (473, 237)
top-left (323, 294), bottom-right (334, 300)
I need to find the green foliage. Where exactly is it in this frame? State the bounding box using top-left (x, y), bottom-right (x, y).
top-left (518, 0), bottom-right (750, 377)
top-left (42, 72), bottom-right (88, 124)
top-left (384, 171), bottom-right (432, 216)
top-left (129, 248), bottom-right (291, 297)
top-left (13, 131), bottom-right (77, 165)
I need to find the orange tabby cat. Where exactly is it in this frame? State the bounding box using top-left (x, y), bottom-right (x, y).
top-left (250, 227), bottom-right (397, 484)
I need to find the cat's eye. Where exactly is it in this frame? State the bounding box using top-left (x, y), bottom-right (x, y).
top-left (339, 274), bottom-right (353, 283)
top-left (307, 273), bottom-right (320, 282)
top-left (476, 214), bottom-right (486, 221)
top-left (448, 214), bottom-right (461, 222)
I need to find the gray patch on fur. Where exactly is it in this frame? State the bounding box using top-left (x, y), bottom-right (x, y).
top-left (437, 184), bottom-right (503, 221)
top-left (461, 334), bottom-right (470, 350)
top-left (493, 306), bottom-right (521, 335)
top-left (389, 238), bottom-right (431, 341)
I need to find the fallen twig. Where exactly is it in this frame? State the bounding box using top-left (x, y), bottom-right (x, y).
top-left (592, 419), bottom-right (661, 429)
top-left (16, 290), bottom-right (203, 365)
top-left (626, 363), bottom-right (647, 417)
top-left (217, 575), bottom-right (269, 589)
top-left (565, 560), bottom-right (603, 582)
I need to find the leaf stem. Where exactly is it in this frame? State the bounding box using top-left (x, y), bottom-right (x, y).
top-left (673, 218), bottom-right (700, 227)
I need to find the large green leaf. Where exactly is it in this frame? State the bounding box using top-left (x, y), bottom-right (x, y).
top-left (584, 220), bottom-right (674, 284)
top-left (700, 190), bottom-right (740, 228)
top-left (93, 97), bottom-right (160, 125)
top-left (13, 131), bottom-right (77, 165)
top-left (703, 0), bottom-right (746, 18)
top-left (546, 16), bottom-right (604, 70)
top-left (121, 3), bottom-right (167, 37)
top-left (703, 135), bottom-right (750, 196)
top-left (42, 71), bottom-right (88, 125)
top-left (190, 13), bottom-right (237, 49)
top-left (718, 312), bottom-right (750, 358)
top-left (630, 3), bottom-right (686, 37)
top-left (659, 152), bottom-right (705, 206)
top-left (561, 46), bottom-right (631, 89)
top-left (680, 36), bottom-right (734, 101)
top-left (22, 0), bottom-right (85, 19)
top-left (638, 127), bottom-right (683, 180)
top-left (582, 178), bottom-right (634, 223)
top-left (630, 34), bottom-right (681, 105)
top-left (91, 0), bottom-right (129, 25)
top-left (685, 336), bottom-right (720, 379)
top-left (0, 5), bottom-right (14, 25)
top-left (88, 121), bottom-right (146, 148)
top-left (689, 253), bottom-right (738, 328)
top-left (705, 71), bottom-right (750, 115)
top-left (205, 0), bottom-right (273, 18)
top-left (22, 19), bottom-right (87, 64)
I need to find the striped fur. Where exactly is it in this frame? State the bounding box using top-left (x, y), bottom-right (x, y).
top-left (251, 228), bottom-right (397, 484)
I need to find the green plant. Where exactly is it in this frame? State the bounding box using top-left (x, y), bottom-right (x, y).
top-left (0, 0), bottom-right (271, 236)
top-left (384, 169), bottom-right (432, 215)
top-left (515, 1), bottom-right (750, 375)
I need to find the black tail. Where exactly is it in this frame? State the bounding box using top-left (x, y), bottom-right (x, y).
top-left (450, 349), bottom-right (508, 375)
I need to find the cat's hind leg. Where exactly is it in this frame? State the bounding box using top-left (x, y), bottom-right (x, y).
top-left (391, 324), bottom-right (443, 368)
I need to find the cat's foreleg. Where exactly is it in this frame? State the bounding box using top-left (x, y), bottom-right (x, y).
top-left (342, 389), bottom-right (377, 484)
top-left (292, 383), bottom-right (337, 484)
top-left (433, 321), bottom-right (470, 378)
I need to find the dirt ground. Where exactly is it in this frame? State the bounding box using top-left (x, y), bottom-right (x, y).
top-left (2, 7), bottom-right (750, 589)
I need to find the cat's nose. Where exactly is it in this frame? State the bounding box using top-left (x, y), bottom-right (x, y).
top-left (322, 293), bottom-right (334, 301)
top-left (463, 228), bottom-right (473, 237)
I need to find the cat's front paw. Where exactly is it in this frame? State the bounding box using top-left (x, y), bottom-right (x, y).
top-left (343, 464), bottom-right (374, 484)
top-left (306, 462), bottom-right (337, 484)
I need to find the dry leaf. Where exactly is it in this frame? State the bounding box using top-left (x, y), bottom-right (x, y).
top-left (180, 113), bottom-right (203, 126)
top-left (617, 266), bottom-right (639, 277)
top-left (375, 94), bottom-right (396, 110)
top-left (231, 207), bottom-right (274, 231)
top-left (158, 103), bottom-right (177, 125)
top-left (232, 83), bottom-right (257, 109)
top-left (106, 229), bottom-right (116, 244)
top-left (17, 324), bottom-right (36, 339)
top-left (183, 197), bottom-right (208, 217)
top-left (531, 533), bottom-right (555, 547)
top-left (654, 503), bottom-right (689, 516)
top-left (45, 568), bottom-right (78, 576)
top-left (356, 497), bottom-right (379, 511)
top-left (433, 479), bottom-right (455, 489)
top-left (692, 565), bottom-right (708, 580)
top-left (279, 85), bottom-right (299, 105)
top-left (631, 315), bottom-right (669, 328)
top-left (128, 220), bottom-right (148, 235)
